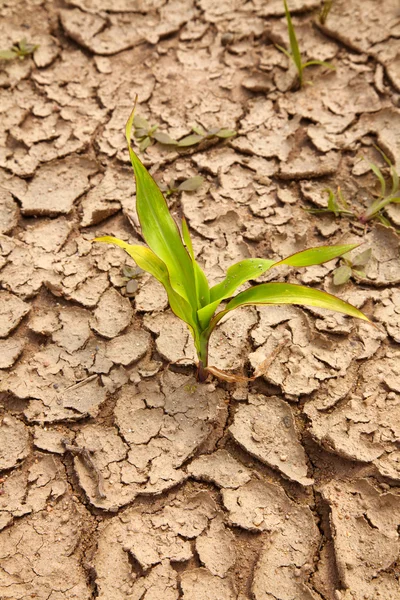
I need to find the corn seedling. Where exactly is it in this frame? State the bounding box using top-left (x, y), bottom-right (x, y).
top-left (319, 0), bottom-right (333, 25)
top-left (277, 0), bottom-right (335, 88)
top-left (333, 248), bottom-right (371, 286)
top-left (359, 149), bottom-right (400, 224)
top-left (0, 38), bottom-right (38, 61)
top-left (159, 176), bottom-right (204, 197)
top-left (95, 106), bottom-right (371, 382)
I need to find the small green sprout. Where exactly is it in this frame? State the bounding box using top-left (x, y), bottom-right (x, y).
top-left (159, 176), bottom-right (204, 197)
top-left (306, 149), bottom-right (400, 228)
top-left (0, 38), bottom-right (38, 61)
top-left (277, 0), bottom-right (335, 88)
top-left (132, 115), bottom-right (177, 152)
top-left (319, 0), bottom-right (333, 25)
top-left (177, 125), bottom-right (236, 148)
top-left (359, 149), bottom-right (400, 224)
top-left (306, 187), bottom-right (355, 218)
top-left (94, 105), bottom-right (371, 382)
top-left (333, 248), bottom-right (371, 286)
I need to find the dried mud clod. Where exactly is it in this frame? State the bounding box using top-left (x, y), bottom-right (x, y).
top-left (1, 0), bottom-right (400, 598)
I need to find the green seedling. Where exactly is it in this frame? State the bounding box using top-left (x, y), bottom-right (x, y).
top-left (277, 0), bottom-right (335, 88)
top-left (159, 176), bottom-right (204, 197)
top-left (0, 38), bottom-right (38, 60)
top-left (306, 187), bottom-right (355, 218)
top-left (307, 150), bottom-right (400, 228)
top-left (359, 149), bottom-right (400, 224)
top-left (177, 125), bottom-right (236, 148)
top-left (319, 0), bottom-right (333, 25)
top-left (132, 115), bottom-right (177, 152)
top-left (95, 106), bottom-right (371, 382)
top-left (121, 265), bottom-right (144, 296)
top-left (333, 248), bottom-right (371, 286)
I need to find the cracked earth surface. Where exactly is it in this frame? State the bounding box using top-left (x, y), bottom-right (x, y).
top-left (0, 0), bottom-right (400, 598)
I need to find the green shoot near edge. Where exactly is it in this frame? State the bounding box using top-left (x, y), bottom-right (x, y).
top-left (95, 107), bottom-right (371, 382)
top-left (277, 0), bottom-right (335, 88)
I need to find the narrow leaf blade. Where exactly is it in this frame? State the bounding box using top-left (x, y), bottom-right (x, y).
top-left (283, 0), bottom-right (302, 75)
top-left (125, 108), bottom-right (197, 309)
top-left (94, 236), bottom-right (196, 328)
top-left (209, 282), bottom-right (371, 331)
top-left (272, 244), bottom-right (359, 268)
top-left (181, 218), bottom-right (210, 310)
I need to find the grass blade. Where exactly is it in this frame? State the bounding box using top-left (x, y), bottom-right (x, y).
top-left (181, 218), bottom-right (210, 309)
top-left (125, 107), bottom-right (197, 308)
top-left (283, 0), bottom-right (302, 77)
top-left (208, 282), bottom-right (371, 331)
top-left (272, 244), bottom-right (359, 268)
top-left (302, 60), bottom-right (335, 70)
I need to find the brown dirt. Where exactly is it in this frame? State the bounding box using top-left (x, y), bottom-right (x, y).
top-left (1, 1), bottom-right (400, 599)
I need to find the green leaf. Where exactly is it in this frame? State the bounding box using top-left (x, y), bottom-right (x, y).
top-left (177, 176), bottom-right (204, 192)
top-left (192, 125), bottom-right (206, 136)
top-left (152, 131), bottom-right (177, 145)
top-left (139, 136), bottom-right (152, 152)
top-left (351, 248), bottom-right (371, 268)
top-left (390, 165), bottom-right (399, 196)
top-left (302, 60), bottom-right (336, 71)
top-left (133, 115), bottom-right (150, 130)
top-left (198, 259), bottom-right (275, 329)
top-left (125, 108), bottom-right (198, 310)
top-left (0, 49), bottom-right (17, 60)
top-left (181, 218), bottom-right (210, 309)
top-left (326, 188), bottom-right (339, 213)
top-left (208, 282), bottom-right (370, 332)
top-left (333, 265), bottom-right (352, 285)
top-left (94, 236), bottom-right (196, 328)
top-left (275, 44), bottom-right (292, 60)
top-left (177, 134), bottom-right (204, 147)
top-left (368, 160), bottom-right (386, 198)
top-left (215, 129), bottom-right (237, 139)
top-left (283, 0), bottom-right (302, 77)
top-left (272, 244), bottom-right (359, 268)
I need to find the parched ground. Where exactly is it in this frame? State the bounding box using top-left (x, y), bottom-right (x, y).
top-left (0, 1), bottom-right (400, 599)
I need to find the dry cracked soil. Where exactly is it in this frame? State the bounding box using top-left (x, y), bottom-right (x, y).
top-left (0, 0), bottom-right (400, 599)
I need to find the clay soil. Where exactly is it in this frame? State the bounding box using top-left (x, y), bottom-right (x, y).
top-left (1, 1), bottom-right (400, 599)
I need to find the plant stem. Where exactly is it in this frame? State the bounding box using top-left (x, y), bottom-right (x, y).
top-left (196, 333), bottom-right (210, 382)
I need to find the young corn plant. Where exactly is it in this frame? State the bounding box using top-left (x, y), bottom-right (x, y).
top-left (95, 108), bottom-right (370, 383)
top-left (277, 0), bottom-right (335, 88)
